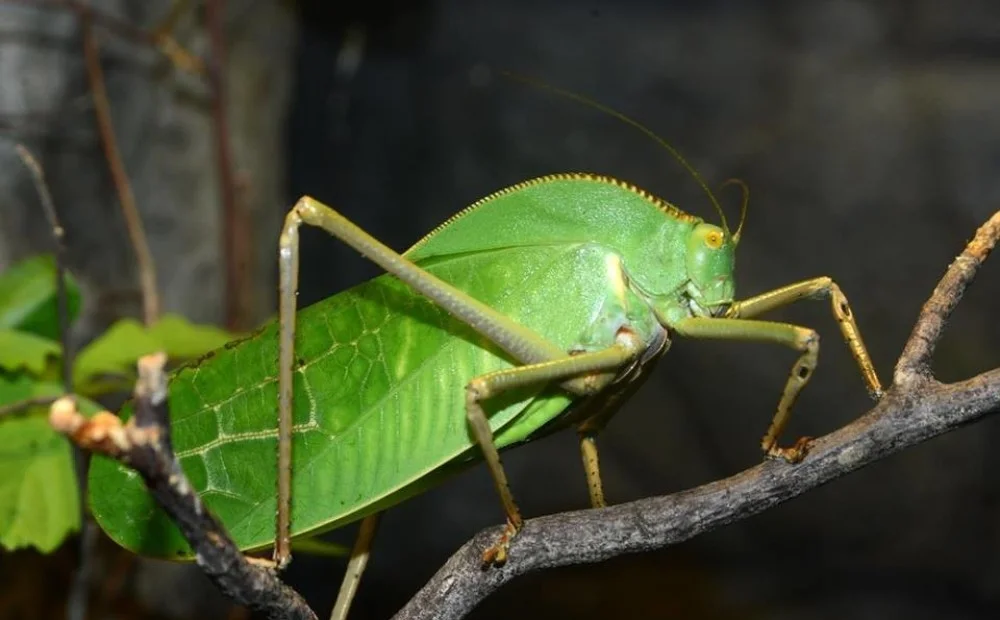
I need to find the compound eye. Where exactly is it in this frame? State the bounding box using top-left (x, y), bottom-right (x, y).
top-left (704, 230), bottom-right (724, 249)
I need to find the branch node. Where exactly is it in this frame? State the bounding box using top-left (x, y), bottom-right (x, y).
top-left (895, 211), bottom-right (1000, 380)
top-left (50, 362), bottom-right (317, 620)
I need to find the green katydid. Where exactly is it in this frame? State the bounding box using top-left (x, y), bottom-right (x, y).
top-left (88, 87), bottom-right (883, 615)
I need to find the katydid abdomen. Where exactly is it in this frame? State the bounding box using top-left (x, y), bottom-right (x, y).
top-left (89, 175), bottom-right (683, 558)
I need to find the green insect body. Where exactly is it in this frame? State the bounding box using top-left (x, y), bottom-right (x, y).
top-left (88, 173), bottom-right (739, 558)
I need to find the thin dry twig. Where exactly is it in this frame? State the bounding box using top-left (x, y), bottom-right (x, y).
top-left (14, 145), bottom-right (71, 388)
top-left (80, 15), bottom-right (160, 326)
top-left (0, 395), bottom-right (59, 418)
top-left (205, 0), bottom-right (251, 331)
top-left (895, 213), bottom-right (1000, 381)
top-left (13, 143), bottom-right (97, 620)
top-left (50, 353), bottom-right (318, 620)
top-left (392, 210), bottom-right (1000, 620)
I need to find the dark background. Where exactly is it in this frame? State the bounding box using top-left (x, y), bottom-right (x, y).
top-left (2, 1), bottom-right (1000, 618)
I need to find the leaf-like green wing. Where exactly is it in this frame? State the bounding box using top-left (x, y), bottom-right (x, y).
top-left (89, 243), bottom-right (611, 559)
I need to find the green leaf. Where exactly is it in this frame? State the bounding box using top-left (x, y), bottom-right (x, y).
top-left (74, 314), bottom-right (239, 394)
top-left (73, 320), bottom-right (159, 391)
top-left (0, 416), bottom-right (79, 552)
top-left (0, 374), bottom-right (103, 417)
top-left (0, 329), bottom-right (61, 375)
top-left (146, 314), bottom-right (238, 360)
top-left (0, 255), bottom-right (81, 340)
top-left (0, 375), bottom-right (102, 553)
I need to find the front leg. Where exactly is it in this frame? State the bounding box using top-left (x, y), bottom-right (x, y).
top-left (467, 332), bottom-right (646, 566)
top-left (674, 317), bottom-right (820, 462)
top-left (728, 277), bottom-right (883, 399)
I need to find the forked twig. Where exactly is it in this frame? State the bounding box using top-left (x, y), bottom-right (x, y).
top-left (895, 213), bottom-right (1000, 381)
top-left (391, 210), bottom-right (1000, 620)
top-left (50, 353), bottom-right (317, 620)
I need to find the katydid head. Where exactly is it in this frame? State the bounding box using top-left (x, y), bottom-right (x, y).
top-left (679, 180), bottom-right (747, 317)
top-left (683, 222), bottom-right (736, 317)
top-left (500, 72), bottom-right (750, 318)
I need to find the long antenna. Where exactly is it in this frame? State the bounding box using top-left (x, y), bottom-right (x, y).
top-left (500, 70), bottom-right (731, 237)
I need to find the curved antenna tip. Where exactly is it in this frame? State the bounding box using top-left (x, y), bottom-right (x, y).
top-left (719, 178), bottom-right (749, 243)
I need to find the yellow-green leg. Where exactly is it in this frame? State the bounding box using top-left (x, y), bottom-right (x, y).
top-left (723, 277), bottom-right (883, 459)
top-left (728, 277), bottom-right (882, 399)
top-left (467, 332), bottom-right (646, 566)
top-left (573, 390), bottom-right (642, 510)
top-left (674, 317), bottom-right (822, 462)
top-left (276, 198), bottom-right (561, 567)
top-left (329, 513), bottom-right (380, 620)
top-left (578, 433), bottom-right (606, 508)
top-left (572, 333), bottom-right (669, 510)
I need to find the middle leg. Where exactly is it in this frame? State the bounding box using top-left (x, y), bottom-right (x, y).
top-left (467, 331), bottom-right (646, 565)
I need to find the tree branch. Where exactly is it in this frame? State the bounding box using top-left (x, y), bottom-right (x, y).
top-left (392, 210), bottom-right (1000, 620)
top-left (49, 353), bottom-right (317, 620)
top-left (896, 212), bottom-right (1000, 381)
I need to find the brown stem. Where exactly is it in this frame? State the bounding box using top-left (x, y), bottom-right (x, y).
top-left (13, 145), bottom-right (72, 390)
top-left (0, 395), bottom-right (59, 419)
top-left (13, 143), bottom-right (95, 620)
top-left (80, 15), bottom-right (160, 326)
top-left (205, 0), bottom-right (250, 331)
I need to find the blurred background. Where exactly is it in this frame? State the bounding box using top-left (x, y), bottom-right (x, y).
top-left (1, 0), bottom-right (1000, 618)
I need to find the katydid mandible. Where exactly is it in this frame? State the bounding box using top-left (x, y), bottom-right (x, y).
top-left (88, 109), bottom-right (883, 597)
